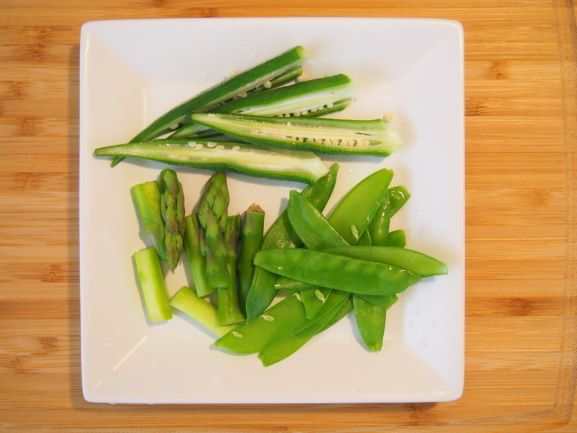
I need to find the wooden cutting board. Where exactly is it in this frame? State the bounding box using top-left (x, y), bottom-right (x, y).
top-left (1, 1), bottom-right (576, 431)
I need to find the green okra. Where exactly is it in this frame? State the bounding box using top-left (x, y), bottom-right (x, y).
top-left (191, 113), bottom-right (402, 156)
top-left (130, 180), bottom-right (165, 260)
top-left (132, 247), bottom-right (172, 323)
top-left (112, 46), bottom-right (305, 166)
top-left (255, 249), bottom-right (420, 296)
top-left (170, 286), bottom-right (234, 337)
top-left (159, 169), bottom-right (185, 271)
top-left (183, 214), bottom-right (212, 297)
top-left (237, 204), bottom-right (265, 312)
top-left (94, 139), bottom-right (329, 185)
top-left (245, 163), bottom-right (339, 320)
top-left (171, 74), bottom-right (354, 139)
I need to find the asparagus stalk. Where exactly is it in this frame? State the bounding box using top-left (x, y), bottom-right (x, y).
top-left (217, 214), bottom-right (244, 326)
top-left (130, 180), bottom-right (165, 260)
top-left (132, 247), bottom-right (172, 323)
top-left (170, 286), bottom-right (233, 337)
top-left (237, 204), bottom-right (265, 312)
top-left (198, 172), bottom-right (231, 289)
top-left (159, 169), bottom-right (185, 271)
top-left (183, 214), bottom-right (212, 297)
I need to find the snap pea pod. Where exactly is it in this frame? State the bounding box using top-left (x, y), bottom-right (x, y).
top-left (353, 296), bottom-right (386, 352)
top-left (237, 204), bottom-right (265, 313)
top-left (357, 294), bottom-right (398, 310)
top-left (245, 163), bottom-right (339, 320)
top-left (191, 113), bottom-right (402, 156)
top-left (217, 215), bottom-right (244, 325)
top-left (171, 74), bottom-right (353, 139)
top-left (183, 214), bottom-right (212, 297)
top-left (170, 286), bottom-right (233, 337)
top-left (324, 246), bottom-right (448, 277)
top-left (132, 247), bottom-right (172, 323)
top-left (368, 185), bottom-right (411, 245)
top-left (255, 249), bottom-right (420, 295)
top-left (386, 230), bottom-right (406, 248)
top-left (258, 291), bottom-right (350, 366)
top-left (112, 46), bottom-right (305, 166)
top-left (286, 190), bottom-right (348, 318)
top-left (95, 139), bottom-right (329, 185)
top-left (356, 231), bottom-right (371, 246)
top-left (214, 294), bottom-right (306, 354)
top-left (130, 180), bottom-right (165, 260)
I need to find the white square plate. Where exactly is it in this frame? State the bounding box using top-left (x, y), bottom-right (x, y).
top-left (80, 18), bottom-right (464, 404)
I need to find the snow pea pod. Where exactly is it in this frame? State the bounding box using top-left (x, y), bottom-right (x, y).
top-left (258, 291), bottom-right (349, 366)
top-left (324, 246), bottom-right (448, 277)
top-left (385, 229), bottom-right (406, 248)
top-left (353, 296), bottom-right (386, 352)
top-left (368, 185), bottom-right (411, 245)
top-left (245, 163), bottom-right (339, 319)
top-left (214, 294), bottom-right (306, 354)
top-left (255, 249), bottom-right (420, 295)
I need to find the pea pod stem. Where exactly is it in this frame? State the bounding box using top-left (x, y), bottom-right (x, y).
top-left (112, 46), bottom-right (305, 166)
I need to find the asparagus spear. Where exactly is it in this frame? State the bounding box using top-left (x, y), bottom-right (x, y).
top-left (159, 169), bottom-right (185, 271)
top-left (198, 172), bottom-right (231, 289)
top-left (130, 180), bottom-right (165, 260)
top-left (132, 247), bottom-right (172, 323)
top-left (237, 204), bottom-right (265, 312)
top-left (183, 214), bottom-right (212, 297)
top-left (217, 214), bottom-right (244, 325)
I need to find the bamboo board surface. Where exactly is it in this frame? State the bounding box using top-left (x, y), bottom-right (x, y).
top-left (1, 1), bottom-right (576, 432)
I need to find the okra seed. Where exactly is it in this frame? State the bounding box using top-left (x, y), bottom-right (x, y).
top-left (362, 139), bottom-right (370, 147)
top-left (262, 315), bottom-right (275, 322)
top-left (232, 145), bottom-right (241, 151)
top-left (170, 123), bottom-right (179, 130)
top-left (293, 112), bottom-right (301, 117)
top-left (206, 141), bottom-right (217, 148)
top-left (314, 289), bottom-right (326, 303)
top-left (232, 331), bottom-right (243, 338)
top-left (263, 80), bottom-right (272, 89)
top-left (216, 145), bottom-right (225, 150)
top-left (239, 92), bottom-right (248, 98)
top-left (327, 102), bottom-right (334, 108)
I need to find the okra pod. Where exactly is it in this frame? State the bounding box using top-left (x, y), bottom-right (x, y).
top-left (95, 139), bottom-right (329, 185)
top-left (112, 46), bottom-right (305, 166)
top-left (190, 113), bottom-right (402, 156)
top-left (171, 74), bottom-right (353, 139)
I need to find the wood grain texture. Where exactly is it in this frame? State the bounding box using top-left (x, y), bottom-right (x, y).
top-left (0, 0), bottom-right (576, 432)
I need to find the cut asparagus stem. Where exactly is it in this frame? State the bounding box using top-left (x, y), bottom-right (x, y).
top-left (183, 214), bottom-right (213, 297)
top-left (198, 172), bottom-right (231, 290)
top-left (190, 113), bottom-right (402, 156)
top-left (217, 214), bottom-right (244, 326)
top-left (132, 247), bottom-right (172, 323)
top-left (170, 74), bottom-right (354, 139)
top-left (111, 46), bottom-right (306, 166)
top-left (170, 286), bottom-right (234, 337)
top-left (238, 204), bottom-right (265, 314)
top-left (95, 139), bottom-right (329, 185)
top-left (130, 180), bottom-right (165, 260)
top-left (159, 169), bottom-right (185, 271)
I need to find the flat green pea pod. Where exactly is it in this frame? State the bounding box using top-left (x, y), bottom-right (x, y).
top-left (286, 190), bottom-right (348, 318)
top-left (111, 46), bottom-right (305, 166)
top-left (353, 296), bottom-right (386, 352)
top-left (255, 249), bottom-right (420, 296)
top-left (258, 291), bottom-right (350, 366)
top-left (245, 163), bottom-right (339, 320)
top-left (368, 186), bottom-right (411, 245)
top-left (324, 246), bottom-right (448, 277)
top-left (214, 294), bottom-right (306, 354)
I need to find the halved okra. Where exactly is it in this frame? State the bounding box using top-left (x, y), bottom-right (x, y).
top-left (190, 113), bottom-right (402, 156)
top-left (112, 46), bottom-right (305, 166)
top-left (170, 74), bottom-right (354, 139)
top-left (94, 139), bottom-right (328, 184)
